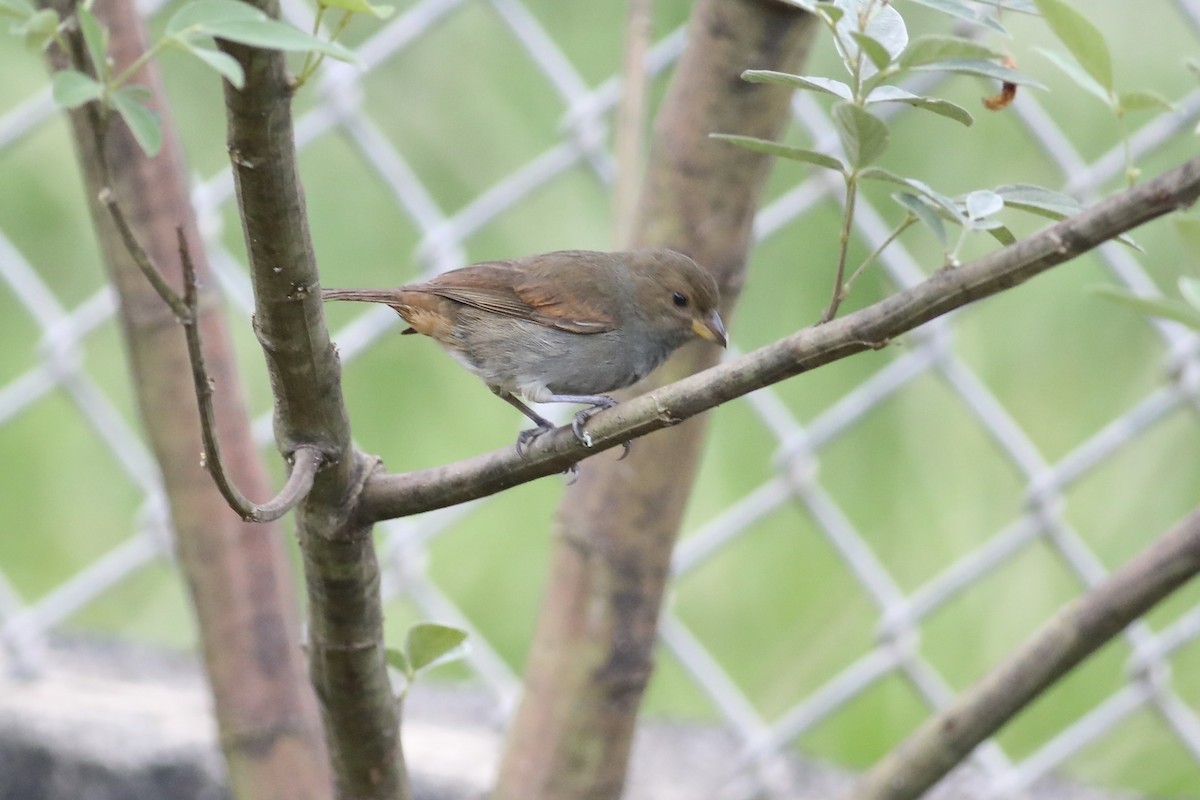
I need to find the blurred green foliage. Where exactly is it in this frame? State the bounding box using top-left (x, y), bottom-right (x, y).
top-left (1, 0), bottom-right (1199, 795)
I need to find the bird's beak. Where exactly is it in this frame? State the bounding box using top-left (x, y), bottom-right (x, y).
top-left (692, 310), bottom-right (728, 348)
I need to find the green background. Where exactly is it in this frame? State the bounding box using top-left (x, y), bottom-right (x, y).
top-left (1, 1), bottom-right (1199, 795)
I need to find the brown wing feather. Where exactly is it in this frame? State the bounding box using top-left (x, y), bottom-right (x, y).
top-left (409, 257), bottom-right (618, 334)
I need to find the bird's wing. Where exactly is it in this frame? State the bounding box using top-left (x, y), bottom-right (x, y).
top-left (414, 259), bottom-right (618, 334)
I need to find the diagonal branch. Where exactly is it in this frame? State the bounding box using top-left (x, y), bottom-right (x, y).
top-left (360, 153), bottom-right (1200, 523)
top-left (843, 505), bottom-right (1200, 800)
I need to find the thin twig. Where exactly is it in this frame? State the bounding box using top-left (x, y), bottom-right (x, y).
top-left (843, 506), bottom-right (1200, 800)
top-left (822, 177), bottom-right (859, 322)
top-left (177, 228), bottom-right (322, 522)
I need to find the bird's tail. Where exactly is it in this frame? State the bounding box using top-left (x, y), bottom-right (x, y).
top-left (321, 288), bottom-right (399, 304)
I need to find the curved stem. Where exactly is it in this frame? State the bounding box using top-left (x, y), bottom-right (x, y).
top-left (177, 228), bottom-right (323, 522)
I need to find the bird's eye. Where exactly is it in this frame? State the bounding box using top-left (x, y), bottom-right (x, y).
top-left (672, 291), bottom-right (689, 308)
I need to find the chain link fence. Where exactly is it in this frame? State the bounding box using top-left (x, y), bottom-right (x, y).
top-left (3, 0), bottom-right (1200, 797)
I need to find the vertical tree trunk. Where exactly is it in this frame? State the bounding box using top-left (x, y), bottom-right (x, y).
top-left (217, 2), bottom-right (406, 797)
top-left (494, 3), bottom-right (818, 799)
top-left (49, 0), bottom-right (333, 797)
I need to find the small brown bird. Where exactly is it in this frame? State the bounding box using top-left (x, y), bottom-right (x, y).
top-left (323, 249), bottom-right (727, 453)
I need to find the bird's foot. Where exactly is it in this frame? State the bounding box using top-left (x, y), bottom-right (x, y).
top-left (571, 397), bottom-right (630, 459)
top-left (515, 421), bottom-right (555, 459)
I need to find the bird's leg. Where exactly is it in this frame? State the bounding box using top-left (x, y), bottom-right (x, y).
top-left (497, 391), bottom-right (555, 457)
top-left (539, 393), bottom-right (629, 459)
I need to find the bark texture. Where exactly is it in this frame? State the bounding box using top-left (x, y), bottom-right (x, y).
top-left (50, 0), bottom-right (332, 797)
top-left (217, 2), bottom-right (406, 796)
top-left (493, 3), bottom-right (819, 799)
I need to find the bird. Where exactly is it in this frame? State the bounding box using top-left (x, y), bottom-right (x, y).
top-left (322, 248), bottom-right (727, 457)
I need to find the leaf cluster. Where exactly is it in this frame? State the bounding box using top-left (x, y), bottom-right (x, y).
top-left (2, 0), bottom-right (381, 156)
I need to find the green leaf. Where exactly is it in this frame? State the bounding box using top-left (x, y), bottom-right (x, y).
top-left (1180, 276), bottom-right (1200, 312)
top-left (200, 18), bottom-right (357, 62)
top-left (866, 86), bottom-right (973, 126)
top-left (833, 0), bottom-right (907, 77)
top-left (964, 189), bottom-right (1004, 221)
top-left (832, 102), bottom-right (889, 168)
top-left (1032, 0), bottom-right (1112, 92)
top-left (1093, 286), bottom-right (1200, 329)
top-left (899, 34), bottom-right (1004, 68)
top-left (1117, 89), bottom-right (1175, 114)
top-left (893, 191), bottom-right (948, 246)
top-left (385, 646), bottom-right (412, 678)
top-left (166, 0), bottom-right (265, 37)
top-left (318, 0), bottom-right (395, 18)
top-left (404, 623), bottom-right (468, 673)
top-left (910, 58), bottom-right (1047, 89)
top-left (51, 69), bottom-right (103, 108)
top-left (905, 0), bottom-right (1008, 34)
top-left (742, 70), bottom-right (853, 100)
top-left (77, 6), bottom-right (108, 80)
top-left (173, 40), bottom-right (246, 88)
top-left (1036, 47), bottom-right (1109, 104)
top-left (851, 31), bottom-right (892, 71)
top-left (993, 183), bottom-right (1082, 219)
top-left (16, 7), bottom-right (59, 51)
top-left (111, 85), bottom-right (162, 156)
top-left (710, 134), bottom-right (847, 173)
top-left (859, 167), bottom-right (963, 221)
top-left (0, 0), bottom-right (36, 21)
top-left (984, 224), bottom-right (1017, 246)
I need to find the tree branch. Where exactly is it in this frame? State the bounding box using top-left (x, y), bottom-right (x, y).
top-left (360, 153), bottom-right (1200, 522)
top-left (177, 228), bottom-right (323, 522)
top-left (843, 505), bottom-right (1200, 800)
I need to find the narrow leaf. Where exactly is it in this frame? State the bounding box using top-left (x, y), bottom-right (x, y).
top-left (910, 58), bottom-right (1047, 89)
top-left (167, 0), bottom-right (264, 36)
top-left (899, 34), bottom-right (1004, 67)
top-left (1093, 286), bottom-right (1200, 329)
top-left (893, 192), bottom-right (948, 246)
top-left (1117, 89), bottom-right (1176, 114)
top-left (710, 134), bottom-right (847, 172)
top-left (51, 69), bottom-right (103, 109)
top-left (1036, 47), bottom-right (1110, 104)
top-left (1032, 0), bottom-right (1112, 91)
top-left (404, 623), bottom-right (468, 673)
top-left (984, 224), bottom-right (1017, 245)
top-left (111, 86), bottom-right (162, 156)
top-left (174, 40), bottom-right (246, 88)
top-left (859, 167), bottom-right (963, 221)
top-left (851, 31), bottom-right (892, 71)
top-left (200, 19), bottom-right (357, 62)
top-left (905, 0), bottom-right (1008, 34)
top-left (866, 86), bottom-right (973, 126)
top-left (832, 102), bottom-right (889, 168)
top-left (742, 70), bottom-right (853, 100)
top-left (318, 0), bottom-right (395, 18)
top-left (993, 183), bottom-right (1082, 219)
top-left (77, 6), bottom-right (109, 80)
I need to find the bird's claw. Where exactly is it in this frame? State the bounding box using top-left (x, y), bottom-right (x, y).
top-left (571, 397), bottom-right (619, 449)
top-left (515, 422), bottom-right (555, 459)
